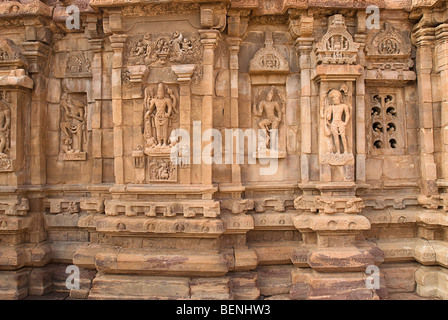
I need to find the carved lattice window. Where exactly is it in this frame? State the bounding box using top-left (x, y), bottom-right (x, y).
top-left (368, 91), bottom-right (405, 155)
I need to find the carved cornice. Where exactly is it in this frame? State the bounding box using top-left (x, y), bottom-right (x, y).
top-left (0, 0), bottom-right (52, 18)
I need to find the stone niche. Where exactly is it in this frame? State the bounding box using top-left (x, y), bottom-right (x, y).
top-left (249, 31), bottom-right (289, 159)
top-left (58, 93), bottom-right (88, 161)
top-left (141, 82), bottom-right (180, 183)
top-left (314, 15), bottom-right (362, 183)
top-left (59, 50), bottom-right (93, 162)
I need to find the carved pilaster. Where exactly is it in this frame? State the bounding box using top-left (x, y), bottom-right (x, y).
top-left (291, 12), bottom-right (314, 182)
top-left (435, 24), bottom-right (448, 186)
top-left (199, 29), bottom-right (219, 187)
top-left (171, 64), bottom-right (196, 184)
top-left (412, 24), bottom-right (438, 195)
top-left (109, 34), bottom-right (128, 185)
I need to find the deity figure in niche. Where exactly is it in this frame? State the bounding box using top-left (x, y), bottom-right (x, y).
top-left (60, 94), bottom-right (87, 154)
top-left (323, 89), bottom-right (351, 154)
top-left (144, 83), bottom-right (178, 149)
top-left (0, 92), bottom-right (11, 155)
top-left (253, 86), bottom-right (284, 149)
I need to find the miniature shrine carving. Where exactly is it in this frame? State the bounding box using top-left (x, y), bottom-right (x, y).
top-left (315, 14), bottom-right (359, 65)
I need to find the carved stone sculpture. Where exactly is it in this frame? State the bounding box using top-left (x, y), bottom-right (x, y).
top-left (127, 31), bottom-right (203, 67)
top-left (148, 158), bottom-right (177, 182)
top-left (253, 86), bottom-right (284, 149)
top-left (322, 88), bottom-right (351, 154)
top-left (66, 52), bottom-right (91, 78)
top-left (1, 1), bottom-right (448, 302)
top-left (0, 91), bottom-right (10, 156)
top-left (59, 94), bottom-right (87, 160)
top-left (144, 83), bottom-right (178, 154)
top-left (315, 14), bottom-right (359, 65)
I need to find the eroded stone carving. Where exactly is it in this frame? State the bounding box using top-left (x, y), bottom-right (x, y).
top-left (66, 52), bottom-right (91, 78)
top-left (0, 91), bottom-right (11, 171)
top-left (253, 86), bottom-right (284, 150)
top-left (0, 38), bottom-right (27, 66)
top-left (121, 3), bottom-right (200, 17)
top-left (59, 94), bottom-right (87, 161)
top-left (366, 23), bottom-right (415, 81)
top-left (127, 32), bottom-right (203, 66)
top-left (249, 31), bottom-right (289, 74)
top-left (322, 87), bottom-right (351, 156)
top-left (147, 158), bottom-right (177, 182)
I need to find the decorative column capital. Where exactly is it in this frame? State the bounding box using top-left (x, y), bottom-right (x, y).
top-left (109, 34), bottom-right (128, 48)
top-left (20, 41), bottom-right (51, 74)
top-left (435, 23), bottom-right (448, 41)
top-left (294, 37), bottom-right (314, 54)
top-left (199, 29), bottom-right (220, 48)
top-left (88, 39), bottom-right (103, 52)
top-left (171, 64), bottom-right (196, 84)
top-left (412, 25), bottom-right (436, 47)
top-left (226, 37), bottom-right (242, 53)
top-left (289, 14), bottom-right (314, 39)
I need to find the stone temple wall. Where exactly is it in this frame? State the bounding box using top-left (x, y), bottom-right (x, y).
top-left (0, 0), bottom-right (447, 300)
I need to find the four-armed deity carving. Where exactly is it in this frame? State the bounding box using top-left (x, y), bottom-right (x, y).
top-left (143, 83), bottom-right (179, 155)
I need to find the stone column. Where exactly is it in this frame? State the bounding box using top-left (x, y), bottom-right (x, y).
top-left (227, 37), bottom-right (242, 184)
top-left (290, 13), bottom-right (314, 182)
top-left (89, 38), bottom-right (103, 184)
top-left (21, 37), bottom-right (51, 185)
top-left (296, 38), bottom-right (313, 182)
top-left (171, 64), bottom-right (196, 185)
top-left (199, 30), bottom-right (219, 189)
top-left (109, 34), bottom-right (127, 185)
top-left (413, 25), bottom-right (438, 195)
top-left (435, 24), bottom-right (448, 182)
top-left (354, 15), bottom-right (367, 183)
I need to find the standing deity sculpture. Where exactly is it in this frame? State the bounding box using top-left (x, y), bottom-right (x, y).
top-left (144, 83), bottom-right (178, 153)
top-left (60, 94), bottom-right (87, 157)
top-left (322, 89), bottom-right (351, 154)
top-left (253, 86), bottom-right (284, 149)
top-left (0, 92), bottom-right (11, 156)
